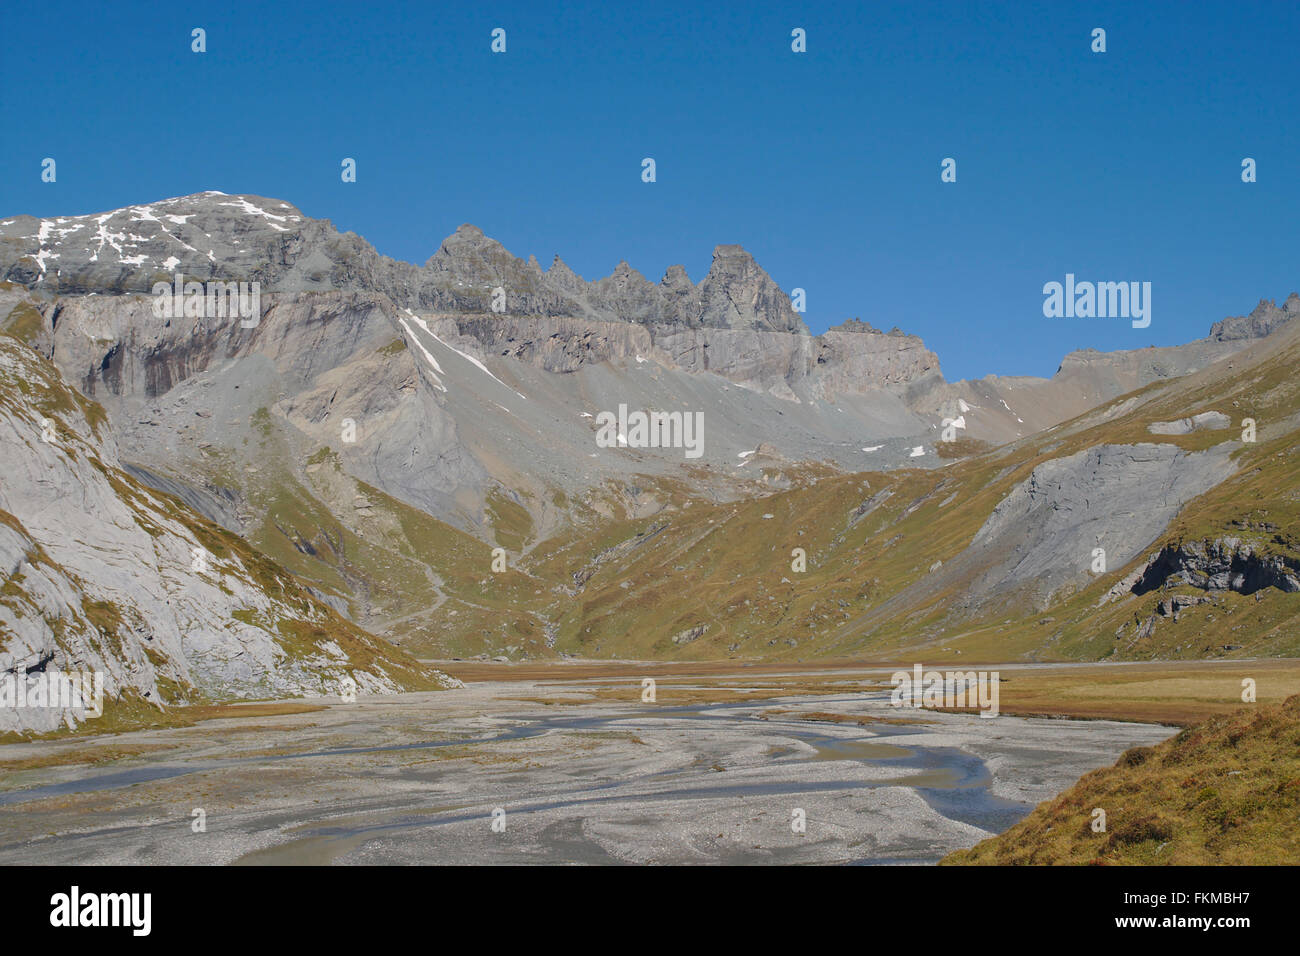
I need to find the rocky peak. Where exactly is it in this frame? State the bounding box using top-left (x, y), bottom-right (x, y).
top-left (605, 260), bottom-right (650, 288)
top-left (660, 264), bottom-right (693, 289)
top-left (1210, 294), bottom-right (1300, 341)
top-left (697, 243), bottom-right (808, 334)
top-left (587, 259), bottom-right (661, 324)
top-left (546, 255), bottom-right (585, 293)
top-left (829, 318), bottom-right (880, 334)
top-left (0, 192), bottom-right (312, 293)
top-left (425, 223), bottom-right (514, 276)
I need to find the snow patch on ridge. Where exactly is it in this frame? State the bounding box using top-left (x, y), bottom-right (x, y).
top-left (218, 198), bottom-right (290, 222)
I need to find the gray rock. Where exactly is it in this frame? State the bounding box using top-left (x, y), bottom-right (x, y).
top-left (671, 624), bottom-right (708, 645)
top-left (955, 442), bottom-right (1238, 611)
top-left (1134, 538), bottom-right (1300, 596)
top-left (0, 338), bottom-right (454, 733)
top-left (1210, 294), bottom-right (1300, 341)
top-left (1148, 410), bottom-right (1232, 434)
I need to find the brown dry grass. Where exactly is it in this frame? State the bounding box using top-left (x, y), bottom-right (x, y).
top-left (446, 659), bottom-right (1300, 725)
top-left (930, 661), bottom-right (1300, 726)
top-left (944, 694), bottom-right (1300, 865)
top-left (0, 742), bottom-right (178, 773)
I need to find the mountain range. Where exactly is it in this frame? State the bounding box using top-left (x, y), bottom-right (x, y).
top-left (2, 192), bottom-right (1297, 731)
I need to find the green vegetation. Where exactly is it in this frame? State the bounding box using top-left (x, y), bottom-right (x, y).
top-left (484, 487), bottom-right (534, 551)
top-left (0, 300), bottom-right (44, 346)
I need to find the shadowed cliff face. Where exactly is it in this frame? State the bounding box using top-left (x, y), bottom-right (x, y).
top-left (1133, 538), bottom-right (1300, 596)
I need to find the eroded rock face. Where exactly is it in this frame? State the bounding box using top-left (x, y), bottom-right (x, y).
top-left (811, 321), bottom-right (941, 395)
top-left (7, 192), bottom-right (1294, 416)
top-left (0, 193), bottom-right (941, 402)
top-left (0, 338), bottom-right (453, 733)
top-left (43, 288), bottom-right (486, 519)
top-left (962, 442), bottom-right (1239, 610)
top-left (453, 313), bottom-right (655, 373)
top-left (45, 288), bottom-right (408, 412)
top-left (1210, 294), bottom-right (1300, 341)
top-left (1148, 411), bottom-right (1233, 435)
top-left (1133, 538), bottom-right (1300, 595)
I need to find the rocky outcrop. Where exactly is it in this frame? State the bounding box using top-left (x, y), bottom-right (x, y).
top-left (1148, 410), bottom-right (1232, 435)
top-left (810, 320), bottom-right (941, 394)
top-left (961, 442), bottom-right (1239, 610)
top-left (1210, 294), bottom-right (1300, 341)
top-left (0, 337), bottom-right (454, 733)
top-left (670, 624), bottom-right (708, 645)
top-left (452, 312), bottom-right (655, 373)
top-left (0, 194), bottom-right (945, 403)
top-left (1132, 538), bottom-right (1300, 595)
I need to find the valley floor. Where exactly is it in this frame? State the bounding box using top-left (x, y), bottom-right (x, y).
top-left (0, 662), bottom-right (1214, 865)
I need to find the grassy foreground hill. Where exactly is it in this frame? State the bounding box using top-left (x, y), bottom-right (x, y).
top-left (941, 694), bottom-right (1300, 865)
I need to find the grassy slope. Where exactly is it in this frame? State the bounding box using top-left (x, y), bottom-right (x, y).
top-left (222, 312), bottom-right (1300, 662)
top-left (941, 694), bottom-right (1300, 865)
top-left (933, 322), bottom-right (1300, 664)
top-left (9, 285), bottom-right (1295, 664)
top-left (508, 319), bottom-right (1300, 663)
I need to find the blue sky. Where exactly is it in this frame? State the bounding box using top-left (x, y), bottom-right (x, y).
top-left (4, 0), bottom-right (1298, 381)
